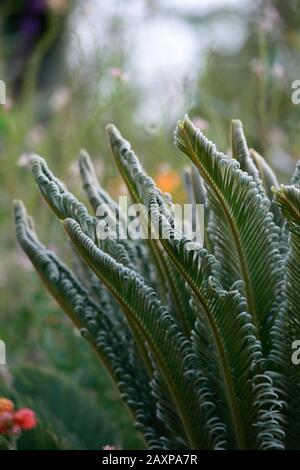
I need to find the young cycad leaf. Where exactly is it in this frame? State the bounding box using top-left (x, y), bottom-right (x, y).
top-left (35, 151), bottom-right (140, 277)
top-left (32, 156), bottom-right (159, 377)
top-left (273, 185), bottom-right (300, 235)
top-left (144, 188), bottom-right (284, 450)
top-left (183, 165), bottom-right (213, 253)
top-left (277, 162), bottom-right (300, 255)
top-left (230, 120), bottom-right (265, 197)
top-left (32, 155), bottom-right (97, 241)
top-left (79, 149), bottom-right (127, 229)
top-left (231, 122), bottom-right (283, 231)
top-left (206, 191), bottom-right (241, 289)
top-left (33, 144), bottom-right (158, 373)
top-left (16, 118), bottom-right (298, 450)
top-left (13, 200), bottom-right (172, 449)
top-left (174, 115), bottom-right (282, 349)
top-left (291, 161), bottom-right (300, 188)
top-left (106, 124), bottom-right (196, 336)
top-left (249, 148), bottom-right (282, 227)
top-left (79, 149), bottom-right (157, 290)
top-left (250, 149), bottom-right (279, 201)
top-left (63, 217), bottom-right (227, 450)
top-left (272, 185), bottom-right (300, 448)
top-left (32, 155), bottom-right (139, 270)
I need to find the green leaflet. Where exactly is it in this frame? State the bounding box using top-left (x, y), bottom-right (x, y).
top-left (29, 154), bottom-right (202, 446)
top-left (249, 148), bottom-right (282, 227)
top-left (143, 188), bottom-right (284, 450)
top-left (272, 185), bottom-right (300, 448)
top-left (79, 149), bottom-right (158, 290)
top-left (79, 149), bottom-right (128, 230)
top-left (291, 161), bottom-right (300, 188)
top-left (231, 121), bottom-right (284, 232)
top-left (204, 120), bottom-right (267, 290)
top-left (174, 115), bottom-right (282, 350)
top-left (183, 165), bottom-right (214, 254)
top-left (106, 124), bottom-right (196, 336)
top-left (63, 218), bottom-right (227, 450)
top-left (273, 185), bottom-right (300, 235)
top-left (13, 200), bottom-right (167, 448)
top-left (250, 149), bottom-right (279, 202)
top-left (15, 117), bottom-right (300, 450)
top-left (230, 120), bottom-right (265, 197)
top-left (31, 155), bottom-right (158, 378)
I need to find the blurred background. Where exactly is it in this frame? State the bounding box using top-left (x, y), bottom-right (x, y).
top-left (0, 0), bottom-right (300, 449)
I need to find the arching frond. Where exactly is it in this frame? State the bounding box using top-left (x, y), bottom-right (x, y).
top-left (15, 118), bottom-right (299, 450)
top-left (272, 185), bottom-right (300, 449)
top-left (230, 120), bottom-right (264, 197)
top-left (143, 188), bottom-right (284, 450)
top-left (106, 124), bottom-right (196, 335)
top-left (291, 161), bottom-right (300, 188)
top-left (63, 218), bottom-right (227, 450)
top-left (183, 165), bottom-right (213, 253)
top-left (174, 115), bottom-right (282, 350)
top-left (13, 200), bottom-right (167, 448)
top-left (250, 148), bottom-right (282, 227)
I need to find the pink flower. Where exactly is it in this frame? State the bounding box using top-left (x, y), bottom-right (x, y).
top-left (50, 87), bottom-right (71, 112)
top-left (0, 399), bottom-right (37, 436)
top-left (250, 58), bottom-right (266, 76)
top-left (16, 153), bottom-right (32, 169)
top-left (191, 116), bottom-right (210, 132)
top-left (109, 68), bottom-right (130, 81)
top-left (273, 63), bottom-right (285, 79)
top-left (13, 408), bottom-right (37, 431)
top-left (3, 97), bottom-right (14, 111)
top-left (258, 5), bottom-right (280, 32)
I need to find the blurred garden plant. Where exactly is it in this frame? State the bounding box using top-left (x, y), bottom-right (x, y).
top-left (0, 366), bottom-right (122, 450)
top-left (14, 116), bottom-right (300, 449)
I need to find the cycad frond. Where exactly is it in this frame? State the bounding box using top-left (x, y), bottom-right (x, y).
top-left (13, 200), bottom-right (168, 449)
top-left (249, 148), bottom-right (282, 226)
top-left (174, 115), bottom-right (282, 350)
top-left (64, 218), bottom-right (226, 450)
top-left (230, 120), bottom-right (264, 196)
top-left (15, 117), bottom-right (300, 450)
top-left (106, 124), bottom-right (196, 336)
top-left (144, 188), bottom-right (284, 450)
top-left (291, 161), bottom-right (300, 188)
top-left (272, 185), bottom-right (300, 448)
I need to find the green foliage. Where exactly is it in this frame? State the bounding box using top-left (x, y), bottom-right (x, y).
top-left (0, 366), bottom-right (119, 450)
top-left (14, 116), bottom-right (300, 449)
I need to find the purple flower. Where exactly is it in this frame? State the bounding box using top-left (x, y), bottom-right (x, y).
top-left (20, 16), bottom-right (41, 37)
top-left (26, 0), bottom-right (48, 13)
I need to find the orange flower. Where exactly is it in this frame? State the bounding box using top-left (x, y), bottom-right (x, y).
top-left (0, 411), bottom-right (14, 435)
top-left (0, 398), bottom-right (14, 415)
top-left (155, 171), bottom-right (180, 194)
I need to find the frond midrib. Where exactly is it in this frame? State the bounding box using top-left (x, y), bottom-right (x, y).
top-left (64, 219), bottom-right (205, 450)
top-left (156, 219), bottom-right (247, 449)
top-left (181, 126), bottom-right (260, 342)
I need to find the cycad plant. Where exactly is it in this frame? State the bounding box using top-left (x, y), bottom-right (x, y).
top-left (14, 115), bottom-right (300, 450)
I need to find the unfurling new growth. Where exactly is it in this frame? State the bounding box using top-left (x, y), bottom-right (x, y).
top-left (14, 116), bottom-right (300, 450)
